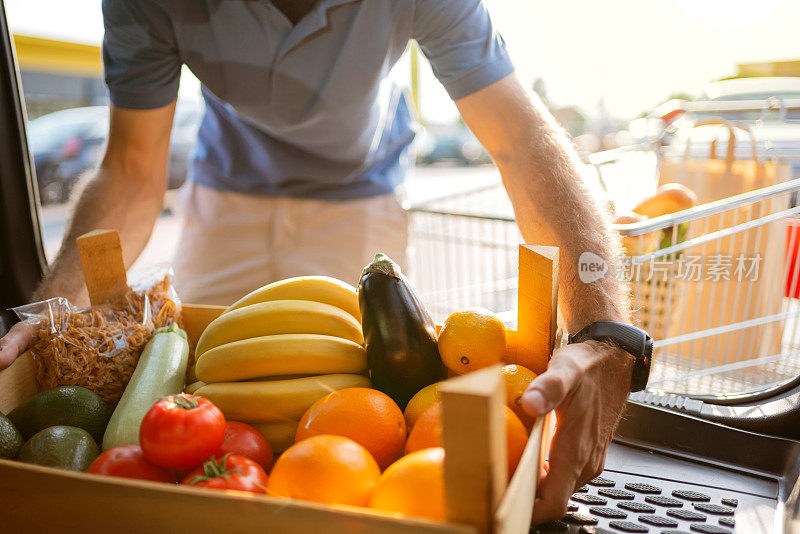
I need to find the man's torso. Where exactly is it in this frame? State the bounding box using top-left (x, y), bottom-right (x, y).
top-left (103, 0), bottom-right (512, 199)
top-left (170, 0), bottom-right (414, 198)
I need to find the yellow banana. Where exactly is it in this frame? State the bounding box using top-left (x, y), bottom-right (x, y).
top-left (226, 276), bottom-right (360, 321)
top-left (186, 363), bottom-right (198, 384)
top-left (184, 381), bottom-right (206, 395)
top-left (195, 300), bottom-right (363, 358)
top-left (193, 373), bottom-right (371, 423)
top-left (251, 420), bottom-right (299, 453)
top-left (195, 334), bottom-right (367, 383)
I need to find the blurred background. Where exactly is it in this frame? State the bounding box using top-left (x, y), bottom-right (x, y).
top-left (6, 0), bottom-right (798, 266)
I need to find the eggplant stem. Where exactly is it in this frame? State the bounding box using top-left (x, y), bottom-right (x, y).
top-left (362, 253), bottom-right (402, 279)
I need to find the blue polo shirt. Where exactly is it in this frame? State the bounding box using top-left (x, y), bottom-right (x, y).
top-left (102, 0), bottom-right (514, 199)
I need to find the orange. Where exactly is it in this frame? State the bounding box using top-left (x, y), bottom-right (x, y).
top-left (404, 403), bottom-right (442, 454)
top-left (406, 402), bottom-right (528, 478)
top-left (369, 447), bottom-right (446, 521)
top-left (438, 308), bottom-right (506, 374)
top-left (504, 407), bottom-right (529, 478)
top-left (500, 364), bottom-right (538, 430)
top-left (403, 382), bottom-right (441, 431)
top-left (295, 387), bottom-right (406, 470)
top-left (267, 434), bottom-right (380, 506)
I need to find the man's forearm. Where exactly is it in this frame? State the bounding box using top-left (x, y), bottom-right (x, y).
top-left (456, 73), bottom-right (633, 524)
top-left (494, 95), bottom-right (628, 331)
top-left (33, 162), bottom-right (166, 304)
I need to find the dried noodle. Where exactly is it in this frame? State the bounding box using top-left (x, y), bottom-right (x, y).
top-left (27, 276), bottom-right (181, 406)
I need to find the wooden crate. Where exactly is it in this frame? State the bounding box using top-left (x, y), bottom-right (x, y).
top-left (0, 232), bottom-right (556, 534)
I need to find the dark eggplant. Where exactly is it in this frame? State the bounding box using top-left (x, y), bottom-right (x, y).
top-left (358, 253), bottom-right (446, 410)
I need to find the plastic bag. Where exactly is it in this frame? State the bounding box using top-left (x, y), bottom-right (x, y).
top-left (13, 264), bottom-right (182, 406)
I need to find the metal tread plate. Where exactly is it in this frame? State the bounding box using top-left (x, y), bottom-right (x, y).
top-left (532, 441), bottom-right (778, 534)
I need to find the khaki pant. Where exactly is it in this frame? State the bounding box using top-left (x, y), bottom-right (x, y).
top-left (172, 183), bottom-right (408, 305)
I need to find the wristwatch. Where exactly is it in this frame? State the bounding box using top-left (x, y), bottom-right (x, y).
top-left (568, 321), bottom-right (653, 392)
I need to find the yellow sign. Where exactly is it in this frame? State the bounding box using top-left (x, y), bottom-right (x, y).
top-left (12, 34), bottom-right (102, 77)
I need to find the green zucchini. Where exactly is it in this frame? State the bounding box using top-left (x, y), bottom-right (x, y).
top-left (102, 324), bottom-right (189, 450)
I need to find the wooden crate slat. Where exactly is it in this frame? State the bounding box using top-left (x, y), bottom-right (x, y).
top-left (441, 365), bottom-right (508, 534)
top-left (0, 352), bottom-right (36, 414)
top-left (182, 303), bottom-right (225, 354)
top-left (0, 459), bottom-right (476, 534)
top-left (494, 413), bottom-right (550, 534)
top-left (515, 245), bottom-right (559, 375)
top-left (76, 229), bottom-right (129, 306)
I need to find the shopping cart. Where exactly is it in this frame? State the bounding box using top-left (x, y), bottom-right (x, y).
top-left (405, 171), bottom-right (800, 398)
top-left (405, 182), bottom-right (520, 325)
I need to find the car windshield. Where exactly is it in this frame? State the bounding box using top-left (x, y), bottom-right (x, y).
top-left (27, 107), bottom-right (108, 153)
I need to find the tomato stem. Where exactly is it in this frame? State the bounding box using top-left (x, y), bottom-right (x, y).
top-left (171, 394), bottom-right (200, 410)
top-left (186, 455), bottom-right (242, 485)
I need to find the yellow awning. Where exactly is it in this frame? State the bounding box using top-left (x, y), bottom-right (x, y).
top-left (12, 34), bottom-right (102, 77)
top-left (736, 60), bottom-right (800, 78)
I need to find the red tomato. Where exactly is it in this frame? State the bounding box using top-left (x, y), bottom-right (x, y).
top-left (217, 421), bottom-right (273, 472)
top-left (181, 454), bottom-right (268, 493)
top-left (139, 394), bottom-right (226, 470)
top-left (87, 445), bottom-right (175, 483)
top-left (172, 466), bottom-right (195, 481)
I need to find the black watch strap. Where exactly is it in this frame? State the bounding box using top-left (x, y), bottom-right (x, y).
top-left (568, 321), bottom-right (653, 392)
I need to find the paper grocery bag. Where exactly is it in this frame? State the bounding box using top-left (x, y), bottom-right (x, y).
top-left (659, 118), bottom-right (787, 202)
top-left (657, 119), bottom-right (787, 375)
top-left (665, 200), bottom-right (785, 370)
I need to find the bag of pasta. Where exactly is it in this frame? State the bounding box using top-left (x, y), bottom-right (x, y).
top-left (13, 265), bottom-right (182, 406)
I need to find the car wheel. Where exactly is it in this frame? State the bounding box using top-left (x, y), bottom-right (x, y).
top-left (40, 180), bottom-right (67, 205)
top-left (37, 164), bottom-right (73, 205)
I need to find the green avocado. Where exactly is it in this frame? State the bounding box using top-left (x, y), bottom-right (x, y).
top-left (0, 412), bottom-right (24, 459)
top-left (18, 425), bottom-right (99, 471)
top-left (8, 386), bottom-right (111, 444)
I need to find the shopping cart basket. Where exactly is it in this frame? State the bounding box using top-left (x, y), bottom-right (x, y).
top-left (406, 177), bottom-right (800, 397)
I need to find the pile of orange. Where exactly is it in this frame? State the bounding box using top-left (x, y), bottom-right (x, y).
top-left (295, 387), bottom-right (406, 470)
top-left (263, 386), bottom-right (447, 519)
top-left (261, 307), bottom-right (538, 522)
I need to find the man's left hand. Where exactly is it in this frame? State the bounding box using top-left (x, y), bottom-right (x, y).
top-left (521, 340), bottom-right (633, 523)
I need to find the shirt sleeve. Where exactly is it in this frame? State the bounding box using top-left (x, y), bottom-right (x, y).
top-left (102, 0), bottom-right (182, 109)
top-left (412, 0), bottom-right (514, 100)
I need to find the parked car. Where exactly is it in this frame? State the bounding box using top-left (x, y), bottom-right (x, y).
top-left (415, 124), bottom-right (491, 166)
top-left (668, 77), bottom-right (800, 162)
top-left (27, 106), bottom-right (106, 204)
top-left (28, 101), bottom-right (202, 204)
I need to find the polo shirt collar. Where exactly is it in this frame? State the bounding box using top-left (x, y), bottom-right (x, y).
top-left (278, 0), bottom-right (361, 58)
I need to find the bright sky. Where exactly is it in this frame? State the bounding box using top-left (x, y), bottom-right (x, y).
top-left (6, 0), bottom-right (800, 120)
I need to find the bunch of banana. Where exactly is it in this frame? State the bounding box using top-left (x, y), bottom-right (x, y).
top-left (190, 276), bottom-right (369, 452)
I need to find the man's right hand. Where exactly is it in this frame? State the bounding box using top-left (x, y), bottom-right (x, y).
top-left (0, 320), bottom-right (36, 370)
